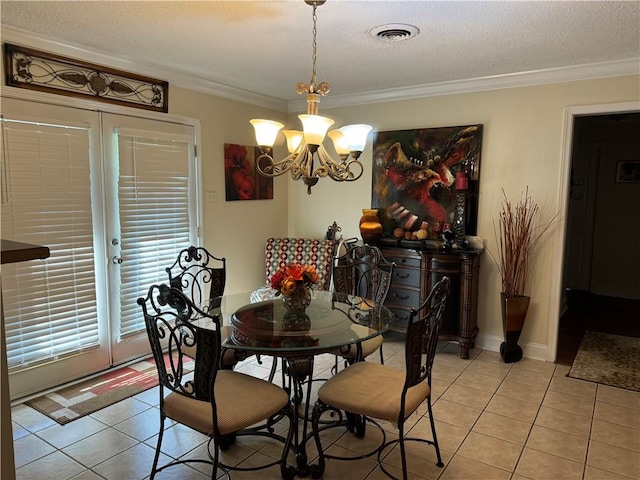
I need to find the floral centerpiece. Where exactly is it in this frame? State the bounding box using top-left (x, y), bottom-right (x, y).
top-left (270, 263), bottom-right (319, 313)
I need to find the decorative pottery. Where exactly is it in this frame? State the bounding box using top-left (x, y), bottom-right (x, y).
top-left (499, 293), bottom-right (530, 363)
top-left (282, 286), bottom-right (312, 314)
top-left (359, 208), bottom-right (383, 244)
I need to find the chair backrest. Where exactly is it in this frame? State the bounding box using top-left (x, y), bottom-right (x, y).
top-left (166, 246), bottom-right (226, 307)
top-left (265, 237), bottom-right (335, 290)
top-left (137, 283), bottom-right (221, 402)
top-left (331, 243), bottom-right (395, 309)
top-left (404, 276), bottom-right (451, 392)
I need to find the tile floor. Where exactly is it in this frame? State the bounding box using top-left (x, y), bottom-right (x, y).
top-left (11, 337), bottom-right (640, 480)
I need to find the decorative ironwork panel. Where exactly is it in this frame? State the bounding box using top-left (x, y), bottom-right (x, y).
top-left (4, 44), bottom-right (168, 113)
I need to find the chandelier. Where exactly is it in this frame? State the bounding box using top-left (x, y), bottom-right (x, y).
top-left (250, 0), bottom-right (372, 194)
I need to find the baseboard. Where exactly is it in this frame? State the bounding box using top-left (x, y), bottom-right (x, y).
top-left (475, 333), bottom-right (549, 362)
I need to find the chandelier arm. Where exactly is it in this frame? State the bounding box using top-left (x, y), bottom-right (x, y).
top-left (256, 150), bottom-right (300, 177)
top-left (315, 145), bottom-right (364, 182)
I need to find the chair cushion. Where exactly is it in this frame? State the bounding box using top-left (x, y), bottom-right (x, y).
top-left (163, 370), bottom-right (289, 436)
top-left (265, 238), bottom-right (335, 290)
top-left (340, 335), bottom-right (384, 360)
top-left (317, 361), bottom-right (429, 423)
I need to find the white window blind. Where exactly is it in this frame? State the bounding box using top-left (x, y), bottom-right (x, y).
top-left (1, 118), bottom-right (100, 369)
top-left (117, 132), bottom-right (192, 338)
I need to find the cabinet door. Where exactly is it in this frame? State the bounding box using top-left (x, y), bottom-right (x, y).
top-left (428, 254), bottom-right (462, 336)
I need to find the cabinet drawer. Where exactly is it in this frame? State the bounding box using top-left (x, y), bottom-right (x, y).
top-left (387, 255), bottom-right (421, 269)
top-left (391, 266), bottom-right (420, 287)
top-left (386, 286), bottom-right (421, 308)
top-left (387, 306), bottom-right (411, 330)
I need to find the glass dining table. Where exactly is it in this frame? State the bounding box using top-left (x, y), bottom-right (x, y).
top-left (204, 288), bottom-right (395, 477)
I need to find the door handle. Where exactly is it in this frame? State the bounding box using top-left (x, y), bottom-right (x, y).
top-left (112, 256), bottom-right (123, 264)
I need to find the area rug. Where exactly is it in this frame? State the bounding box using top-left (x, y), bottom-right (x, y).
top-left (568, 331), bottom-right (640, 392)
top-left (26, 354), bottom-right (194, 425)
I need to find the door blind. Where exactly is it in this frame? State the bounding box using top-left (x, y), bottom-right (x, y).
top-left (117, 133), bottom-right (192, 338)
top-left (1, 118), bottom-right (100, 369)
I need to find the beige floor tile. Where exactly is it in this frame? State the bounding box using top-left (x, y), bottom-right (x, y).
top-left (534, 406), bottom-right (592, 438)
top-left (584, 465), bottom-right (637, 480)
top-left (515, 447), bottom-right (583, 480)
top-left (430, 378), bottom-right (453, 401)
top-left (587, 440), bottom-right (640, 479)
top-left (497, 379), bottom-right (546, 405)
top-left (132, 385), bottom-right (161, 406)
top-left (91, 442), bottom-right (172, 480)
top-left (62, 427), bottom-right (139, 468)
top-left (439, 455), bottom-right (511, 480)
top-left (525, 425), bottom-right (588, 463)
top-left (454, 370), bottom-right (503, 394)
top-left (13, 434), bottom-right (56, 468)
top-left (548, 375), bottom-right (597, 400)
top-left (16, 450), bottom-right (86, 480)
top-left (380, 440), bottom-right (453, 480)
top-left (11, 405), bottom-right (58, 433)
top-left (432, 364), bottom-right (465, 383)
top-left (511, 358), bottom-right (556, 377)
top-left (440, 383), bottom-right (493, 410)
top-left (69, 470), bottom-right (107, 479)
top-left (505, 368), bottom-right (552, 390)
top-left (409, 417), bottom-right (469, 454)
top-left (591, 419), bottom-right (640, 452)
top-left (472, 411), bottom-right (532, 445)
top-left (511, 475), bottom-right (534, 480)
top-left (465, 359), bottom-right (512, 379)
top-left (485, 394), bottom-right (540, 423)
top-left (594, 401), bottom-right (640, 429)
top-left (34, 415), bottom-right (109, 449)
top-left (152, 462), bottom-right (212, 479)
top-left (475, 350), bottom-right (504, 365)
top-left (554, 364), bottom-right (571, 377)
top-left (90, 397), bottom-right (151, 425)
top-left (113, 406), bottom-right (166, 442)
top-left (145, 423), bottom-right (209, 459)
top-left (542, 390), bottom-right (595, 417)
top-left (457, 431), bottom-right (523, 471)
top-left (597, 385), bottom-right (640, 410)
top-left (432, 399), bottom-right (482, 430)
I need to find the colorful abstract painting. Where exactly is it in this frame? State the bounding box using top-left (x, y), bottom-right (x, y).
top-left (224, 143), bottom-right (273, 201)
top-left (372, 125), bottom-right (483, 240)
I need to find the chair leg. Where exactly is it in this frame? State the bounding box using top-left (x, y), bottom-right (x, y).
top-left (379, 344), bottom-right (384, 365)
top-left (427, 396), bottom-right (444, 467)
top-left (398, 421), bottom-right (408, 480)
top-left (150, 414), bottom-right (166, 479)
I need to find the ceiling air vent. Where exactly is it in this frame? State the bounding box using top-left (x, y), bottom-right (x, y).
top-left (369, 24), bottom-right (419, 42)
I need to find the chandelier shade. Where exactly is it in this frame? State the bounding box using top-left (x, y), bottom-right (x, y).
top-left (250, 0), bottom-right (372, 194)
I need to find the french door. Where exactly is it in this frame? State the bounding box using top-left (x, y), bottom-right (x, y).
top-left (1, 98), bottom-right (199, 399)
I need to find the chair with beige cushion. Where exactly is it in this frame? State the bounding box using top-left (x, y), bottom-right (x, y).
top-left (138, 283), bottom-right (296, 480)
top-left (309, 276), bottom-right (451, 480)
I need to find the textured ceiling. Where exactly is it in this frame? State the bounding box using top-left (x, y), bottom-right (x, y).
top-left (1, 0), bottom-right (639, 107)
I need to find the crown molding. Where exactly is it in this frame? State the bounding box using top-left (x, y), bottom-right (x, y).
top-left (3, 25), bottom-right (637, 115)
top-left (288, 58), bottom-right (640, 112)
top-left (0, 25), bottom-right (289, 112)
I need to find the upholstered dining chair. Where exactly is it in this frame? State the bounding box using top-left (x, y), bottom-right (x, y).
top-left (138, 283), bottom-right (296, 480)
top-left (331, 242), bottom-right (395, 369)
top-left (309, 276), bottom-right (451, 480)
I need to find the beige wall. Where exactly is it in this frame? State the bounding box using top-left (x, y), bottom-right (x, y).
top-left (287, 75), bottom-right (639, 356)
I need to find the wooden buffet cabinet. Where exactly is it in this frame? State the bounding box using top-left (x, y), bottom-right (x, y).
top-left (379, 246), bottom-right (482, 359)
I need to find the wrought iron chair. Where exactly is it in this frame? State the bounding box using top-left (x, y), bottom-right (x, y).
top-left (309, 276), bottom-right (451, 480)
top-left (331, 242), bottom-right (395, 369)
top-left (165, 246), bottom-right (242, 368)
top-left (166, 245), bottom-right (226, 308)
top-left (138, 283), bottom-right (296, 480)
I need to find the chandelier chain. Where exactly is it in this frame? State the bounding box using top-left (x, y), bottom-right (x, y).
top-left (311, 4), bottom-right (318, 91)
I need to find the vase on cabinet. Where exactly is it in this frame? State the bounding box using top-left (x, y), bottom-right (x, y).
top-left (499, 293), bottom-right (530, 363)
top-left (359, 208), bottom-right (383, 244)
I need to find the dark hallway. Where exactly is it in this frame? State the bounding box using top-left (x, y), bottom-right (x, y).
top-left (556, 290), bottom-right (640, 366)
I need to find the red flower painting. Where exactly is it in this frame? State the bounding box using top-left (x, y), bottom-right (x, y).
top-left (224, 143), bottom-right (273, 201)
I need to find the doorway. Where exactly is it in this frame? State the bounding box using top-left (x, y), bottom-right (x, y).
top-left (555, 109), bottom-right (640, 365)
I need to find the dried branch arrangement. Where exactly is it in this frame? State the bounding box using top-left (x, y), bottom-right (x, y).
top-left (492, 188), bottom-right (556, 298)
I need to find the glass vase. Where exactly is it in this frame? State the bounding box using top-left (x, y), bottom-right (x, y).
top-left (282, 286), bottom-right (312, 314)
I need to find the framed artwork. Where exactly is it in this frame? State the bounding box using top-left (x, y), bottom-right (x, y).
top-left (615, 161), bottom-right (640, 183)
top-left (372, 125), bottom-right (483, 241)
top-left (224, 143), bottom-right (273, 201)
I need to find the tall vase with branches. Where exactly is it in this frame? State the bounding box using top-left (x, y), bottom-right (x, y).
top-left (491, 188), bottom-right (556, 362)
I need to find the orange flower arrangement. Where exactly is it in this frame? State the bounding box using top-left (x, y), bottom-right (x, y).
top-left (270, 263), bottom-right (319, 297)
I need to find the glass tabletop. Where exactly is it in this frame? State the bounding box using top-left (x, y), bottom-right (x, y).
top-left (204, 290), bottom-right (394, 356)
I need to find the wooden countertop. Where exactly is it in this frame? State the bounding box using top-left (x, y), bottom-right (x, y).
top-left (1, 239), bottom-right (50, 264)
